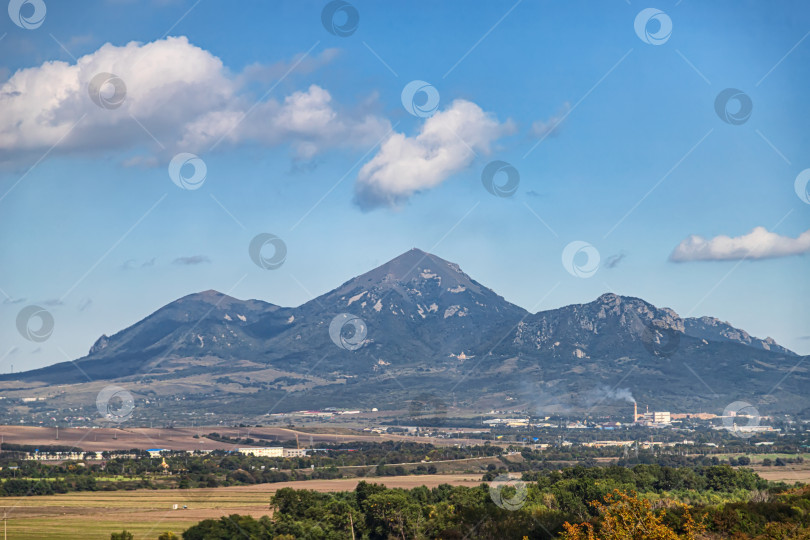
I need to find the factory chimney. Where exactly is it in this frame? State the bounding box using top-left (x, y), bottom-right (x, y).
top-left (633, 402), bottom-right (638, 423)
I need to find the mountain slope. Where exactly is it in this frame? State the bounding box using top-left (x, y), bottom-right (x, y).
top-left (1, 249), bottom-right (805, 420)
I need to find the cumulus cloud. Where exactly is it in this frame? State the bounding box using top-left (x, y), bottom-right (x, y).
top-left (354, 100), bottom-right (514, 210)
top-left (0, 37), bottom-right (388, 163)
top-left (670, 227), bottom-right (810, 262)
top-left (172, 255), bottom-right (211, 265)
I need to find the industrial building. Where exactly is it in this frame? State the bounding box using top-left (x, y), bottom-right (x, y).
top-left (633, 402), bottom-right (671, 426)
top-left (237, 447), bottom-right (284, 457)
top-left (237, 447), bottom-right (309, 458)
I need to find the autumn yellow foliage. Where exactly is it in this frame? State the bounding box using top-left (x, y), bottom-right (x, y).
top-left (560, 489), bottom-right (705, 540)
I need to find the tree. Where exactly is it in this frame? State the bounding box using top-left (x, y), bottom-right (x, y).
top-left (756, 522), bottom-right (810, 539)
top-left (363, 490), bottom-right (423, 540)
top-left (157, 533), bottom-right (179, 540)
top-left (109, 531), bottom-right (134, 540)
top-left (560, 490), bottom-right (704, 540)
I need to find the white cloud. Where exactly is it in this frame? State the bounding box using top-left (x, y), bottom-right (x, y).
top-left (530, 102), bottom-right (571, 139)
top-left (354, 99), bottom-right (514, 209)
top-left (0, 37), bottom-right (388, 163)
top-left (181, 84), bottom-right (389, 159)
top-left (670, 227), bottom-right (810, 262)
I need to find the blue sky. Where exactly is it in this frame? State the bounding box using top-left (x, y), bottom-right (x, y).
top-left (1, 0), bottom-right (809, 371)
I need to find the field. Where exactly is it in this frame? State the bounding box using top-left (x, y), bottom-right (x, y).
top-left (0, 425), bottom-right (486, 452)
top-left (0, 475), bottom-right (483, 539)
top-left (714, 453), bottom-right (810, 484)
top-left (752, 463), bottom-right (810, 483)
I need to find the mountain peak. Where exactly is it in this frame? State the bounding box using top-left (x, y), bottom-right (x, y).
top-left (353, 248), bottom-right (473, 288)
top-left (596, 292), bottom-right (621, 304)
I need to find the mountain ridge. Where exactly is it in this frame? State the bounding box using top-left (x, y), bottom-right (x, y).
top-left (1, 249), bottom-right (805, 420)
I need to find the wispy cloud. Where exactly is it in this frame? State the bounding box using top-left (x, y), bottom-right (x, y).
top-left (122, 257), bottom-right (157, 269)
top-left (172, 255), bottom-right (211, 265)
top-left (78, 298), bottom-right (93, 312)
top-left (670, 227), bottom-right (810, 262)
top-left (605, 253), bottom-right (626, 269)
top-left (530, 102), bottom-right (571, 139)
top-left (42, 299), bottom-right (65, 306)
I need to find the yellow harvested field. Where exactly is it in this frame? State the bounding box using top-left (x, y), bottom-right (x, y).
top-left (0, 475), bottom-right (484, 539)
top-left (752, 464), bottom-right (810, 483)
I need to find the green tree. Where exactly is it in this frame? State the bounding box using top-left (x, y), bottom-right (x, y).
top-left (363, 489), bottom-right (423, 540)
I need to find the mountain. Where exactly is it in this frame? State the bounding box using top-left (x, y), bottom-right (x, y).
top-left (1, 249), bottom-right (806, 422)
